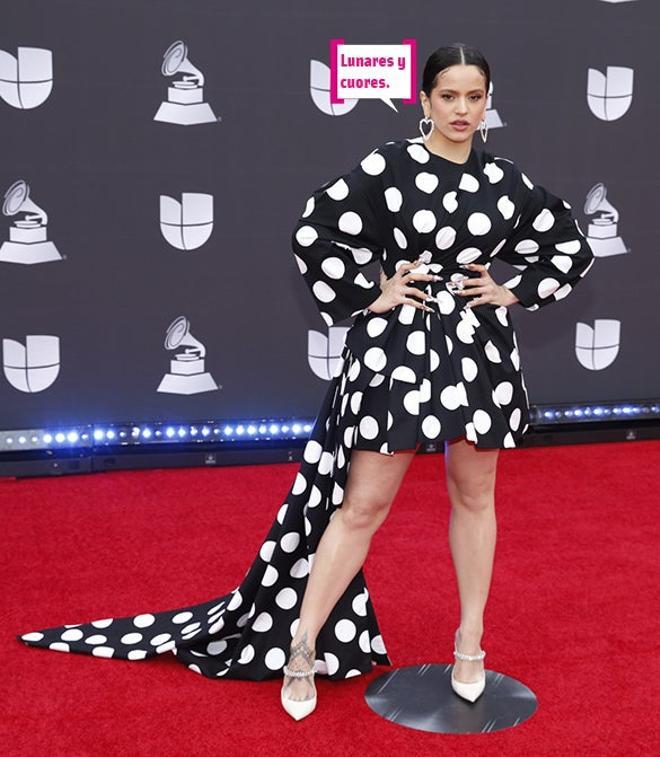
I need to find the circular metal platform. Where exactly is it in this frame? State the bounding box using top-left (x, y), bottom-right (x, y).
top-left (364, 663), bottom-right (538, 734)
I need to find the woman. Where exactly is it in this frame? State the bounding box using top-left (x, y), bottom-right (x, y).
top-left (17, 43), bottom-right (595, 722)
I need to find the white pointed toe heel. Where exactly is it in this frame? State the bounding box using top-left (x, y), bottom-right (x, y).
top-left (450, 628), bottom-right (486, 703)
top-left (281, 663), bottom-right (317, 721)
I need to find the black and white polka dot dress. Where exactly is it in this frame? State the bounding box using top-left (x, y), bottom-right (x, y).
top-left (17, 136), bottom-right (595, 682)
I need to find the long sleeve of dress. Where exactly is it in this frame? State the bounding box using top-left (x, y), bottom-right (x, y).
top-left (291, 147), bottom-right (387, 327)
top-left (494, 164), bottom-right (596, 312)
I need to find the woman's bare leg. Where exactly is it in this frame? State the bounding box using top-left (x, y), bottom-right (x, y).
top-left (444, 435), bottom-right (499, 683)
top-left (283, 443), bottom-right (421, 701)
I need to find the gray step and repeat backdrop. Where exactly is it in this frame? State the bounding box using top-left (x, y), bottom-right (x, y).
top-left (1, 0), bottom-right (657, 431)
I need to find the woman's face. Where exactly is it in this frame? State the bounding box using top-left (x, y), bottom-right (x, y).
top-left (420, 64), bottom-right (488, 143)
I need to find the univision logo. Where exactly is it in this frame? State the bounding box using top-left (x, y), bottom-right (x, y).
top-left (0, 47), bottom-right (53, 109)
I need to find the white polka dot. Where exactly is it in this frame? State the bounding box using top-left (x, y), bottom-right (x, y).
top-left (443, 191), bottom-right (458, 213)
top-left (371, 635), bottom-right (387, 655)
top-left (293, 473), bottom-right (309, 495)
top-left (295, 225), bottom-right (318, 247)
top-left (127, 649), bottom-right (147, 660)
top-left (437, 291), bottom-right (456, 314)
top-left (252, 612), bottom-right (273, 632)
top-left (133, 614), bottom-right (155, 628)
top-left (359, 415), bottom-right (379, 439)
top-left (303, 440), bottom-right (323, 464)
top-left (326, 178), bottom-right (349, 200)
top-left (312, 280), bottom-right (336, 303)
top-left (361, 152), bottom-right (386, 175)
top-left (406, 330), bottom-right (426, 355)
top-left (238, 644), bottom-right (255, 664)
top-left (308, 485), bottom-right (322, 509)
top-left (435, 226), bottom-right (457, 250)
top-left (384, 186), bottom-right (403, 212)
top-left (207, 640), bottom-right (228, 656)
top-left (227, 591), bottom-right (243, 611)
top-left (459, 173), bottom-right (479, 192)
top-left (467, 212), bottom-right (491, 235)
top-left (366, 317), bottom-right (388, 338)
top-left (209, 618), bottom-right (225, 634)
top-left (280, 532), bottom-right (300, 553)
top-left (149, 633), bottom-right (171, 646)
top-left (265, 647), bottom-right (287, 671)
top-left (484, 340), bottom-right (502, 363)
top-left (121, 633), bottom-right (143, 645)
top-left (421, 415), bottom-right (441, 438)
top-left (352, 591), bottom-right (368, 617)
top-left (494, 381), bottom-right (514, 405)
top-left (49, 642), bottom-right (70, 652)
top-left (391, 365), bottom-right (416, 383)
top-left (21, 632), bottom-right (44, 642)
top-left (510, 408), bottom-right (522, 431)
top-left (393, 227), bottom-right (408, 249)
top-left (440, 385), bottom-right (461, 410)
top-left (261, 564), bottom-right (279, 587)
top-left (403, 389), bottom-right (420, 415)
top-left (484, 162), bottom-right (504, 183)
top-left (91, 646), bottom-right (115, 658)
top-left (325, 652), bottom-right (340, 675)
top-left (497, 195), bottom-right (515, 219)
top-left (290, 558), bottom-right (309, 578)
top-left (260, 540), bottom-right (276, 562)
top-left (473, 409), bottom-right (492, 434)
top-left (172, 612), bottom-right (193, 625)
top-left (335, 619), bottom-right (357, 642)
top-left (415, 172), bottom-right (439, 196)
top-left (321, 256), bottom-right (345, 279)
top-left (556, 239), bottom-right (581, 254)
top-left (461, 357), bottom-right (478, 382)
top-left (339, 211), bottom-right (363, 235)
top-left (537, 277), bottom-right (560, 298)
top-left (84, 635), bottom-right (107, 645)
top-left (363, 347), bottom-right (387, 372)
top-left (413, 209), bottom-right (437, 234)
top-left (456, 247), bottom-right (482, 265)
top-left (275, 587), bottom-right (298, 610)
top-left (359, 630), bottom-right (371, 653)
top-left (406, 143), bottom-right (430, 164)
top-left (514, 239), bottom-right (539, 255)
top-left (61, 628), bottom-right (84, 641)
top-left (91, 618), bottom-right (113, 629)
top-left (533, 208), bottom-right (555, 232)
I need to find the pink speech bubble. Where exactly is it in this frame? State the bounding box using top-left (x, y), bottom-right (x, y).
top-left (330, 39), bottom-right (417, 112)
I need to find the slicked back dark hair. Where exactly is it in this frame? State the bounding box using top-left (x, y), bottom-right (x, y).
top-left (421, 43), bottom-right (491, 97)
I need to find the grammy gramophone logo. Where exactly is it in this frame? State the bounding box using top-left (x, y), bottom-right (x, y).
top-left (0, 46), bottom-right (53, 109)
top-left (153, 40), bottom-right (220, 126)
top-left (0, 180), bottom-right (62, 265)
top-left (160, 192), bottom-right (214, 250)
top-left (157, 316), bottom-right (220, 395)
top-left (583, 183), bottom-right (628, 257)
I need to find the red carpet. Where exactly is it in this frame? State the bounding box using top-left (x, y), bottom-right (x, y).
top-left (2, 440), bottom-right (658, 756)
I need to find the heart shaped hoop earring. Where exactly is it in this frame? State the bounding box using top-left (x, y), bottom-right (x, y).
top-left (419, 116), bottom-right (434, 142)
top-left (480, 118), bottom-right (489, 143)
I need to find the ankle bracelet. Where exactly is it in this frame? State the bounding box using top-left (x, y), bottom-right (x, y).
top-left (283, 664), bottom-right (315, 678)
top-left (454, 648), bottom-right (486, 661)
